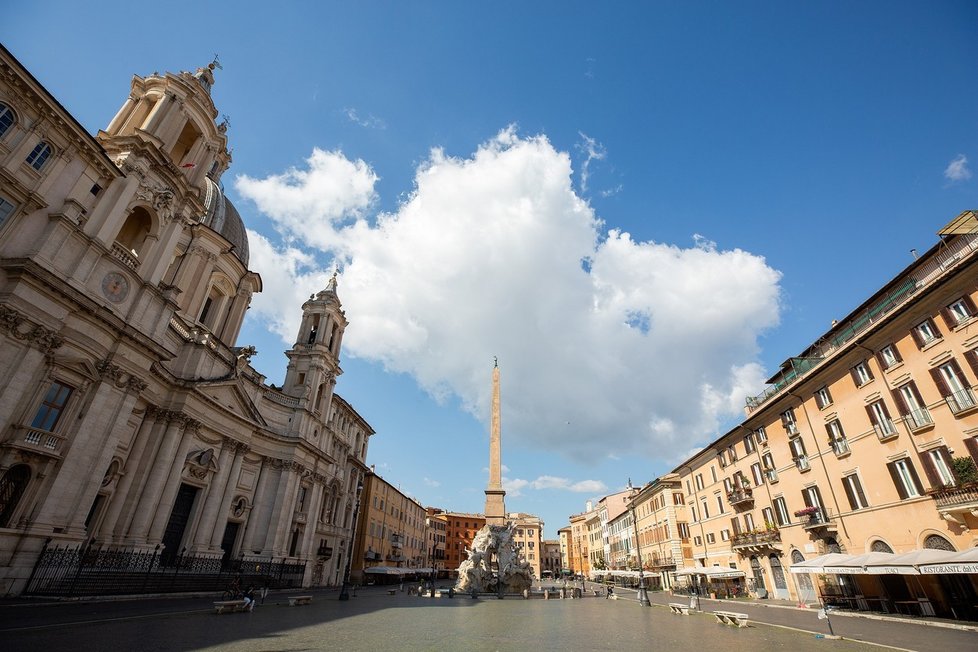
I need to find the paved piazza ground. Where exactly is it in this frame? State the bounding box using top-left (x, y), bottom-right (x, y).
top-left (2, 587), bottom-right (958, 652)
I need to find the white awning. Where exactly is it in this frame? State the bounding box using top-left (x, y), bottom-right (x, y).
top-left (918, 547), bottom-right (978, 575)
top-left (824, 552), bottom-right (896, 575)
top-left (788, 553), bottom-right (857, 574)
top-left (672, 567), bottom-right (745, 579)
top-left (364, 566), bottom-right (412, 575)
top-left (864, 549), bottom-right (952, 575)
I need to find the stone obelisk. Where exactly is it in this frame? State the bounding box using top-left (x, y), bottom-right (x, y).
top-left (484, 358), bottom-right (506, 525)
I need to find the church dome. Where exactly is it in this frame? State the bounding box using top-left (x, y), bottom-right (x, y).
top-left (202, 177), bottom-right (250, 268)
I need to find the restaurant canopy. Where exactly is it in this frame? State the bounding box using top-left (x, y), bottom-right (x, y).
top-left (790, 548), bottom-right (978, 575)
top-left (673, 567), bottom-right (745, 579)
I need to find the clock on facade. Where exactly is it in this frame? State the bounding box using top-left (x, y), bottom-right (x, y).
top-left (100, 271), bottom-right (130, 303)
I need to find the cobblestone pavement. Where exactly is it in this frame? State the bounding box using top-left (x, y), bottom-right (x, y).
top-left (1, 585), bottom-right (975, 652)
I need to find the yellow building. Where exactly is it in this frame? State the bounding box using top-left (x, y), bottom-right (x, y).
top-left (673, 213), bottom-right (978, 617)
top-left (351, 470), bottom-right (427, 583)
top-left (629, 474), bottom-right (690, 589)
top-left (510, 512), bottom-right (544, 579)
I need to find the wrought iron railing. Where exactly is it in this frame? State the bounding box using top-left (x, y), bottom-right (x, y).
top-left (726, 488), bottom-right (753, 506)
top-left (730, 529), bottom-right (781, 548)
top-left (874, 420), bottom-right (898, 441)
top-left (830, 438), bottom-right (850, 456)
top-left (23, 543), bottom-right (306, 598)
top-left (903, 407), bottom-right (933, 430)
top-left (946, 388), bottom-right (978, 415)
top-left (930, 482), bottom-right (978, 509)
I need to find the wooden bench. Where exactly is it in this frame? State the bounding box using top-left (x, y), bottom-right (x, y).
top-left (669, 602), bottom-right (691, 615)
top-left (714, 610), bottom-right (750, 627)
top-left (213, 600), bottom-right (249, 614)
top-left (288, 595), bottom-right (313, 606)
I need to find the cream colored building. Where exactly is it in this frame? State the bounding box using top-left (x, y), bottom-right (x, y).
top-left (0, 46), bottom-right (372, 596)
top-left (557, 526), bottom-right (571, 574)
top-left (351, 470), bottom-right (427, 582)
top-left (510, 512), bottom-right (543, 579)
top-left (672, 214), bottom-right (978, 615)
top-left (629, 474), bottom-right (690, 589)
top-left (541, 539), bottom-right (561, 576)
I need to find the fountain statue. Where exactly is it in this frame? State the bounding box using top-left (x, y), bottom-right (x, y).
top-left (456, 523), bottom-right (533, 595)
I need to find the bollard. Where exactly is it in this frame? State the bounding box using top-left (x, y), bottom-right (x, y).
top-left (544, 589), bottom-right (550, 600)
top-left (523, 589), bottom-right (529, 599)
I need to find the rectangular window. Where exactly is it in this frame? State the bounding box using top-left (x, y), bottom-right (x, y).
top-left (701, 499), bottom-right (709, 519)
top-left (780, 409), bottom-right (798, 435)
top-left (695, 474), bottom-right (704, 491)
top-left (673, 493), bottom-right (685, 506)
top-left (720, 529), bottom-right (729, 541)
top-left (751, 462), bottom-right (764, 487)
top-left (677, 522), bottom-right (690, 539)
top-left (717, 451), bottom-right (727, 468)
top-left (773, 497), bottom-right (790, 526)
top-left (842, 473), bottom-right (869, 510)
top-left (920, 447), bottom-right (957, 488)
top-left (892, 381), bottom-right (932, 429)
top-left (710, 466), bottom-right (718, 483)
top-left (790, 436), bottom-right (809, 471)
top-left (826, 420), bottom-right (849, 455)
top-left (850, 361), bottom-right (874, 387)
top-left (30, 381), bottom-right (74, 431)
top-left (762, 452), bottom-right (778, 483)
top-left (693, 535), bottom-right (702, 546)
top-left (911, 318), bottom-right (941, 348)
top-left (727, 445), bottom-right (737, 463)
top-left (0, 197), bottom-right (15, 229)
top-left (691, 506), bottom-right (697, 522)
top-left (723, 477), bottom-right (734, 493)
top-left (867, 400), bottom-right (897, 439)
top-left (887, 458), bottom-right (923, 499)
top-left (761, 507), bottom-right (775, 527)
top-left (942, 296), bottom-right (977, 328)
top-left (743, 432), bottom-right (755, 454)
top-left (931, 359), bottom-right (977, 413)
top-left (743, 512), bottom-right (755, 531)
top-left (706, 532), bottom-right (715, 544)
top-left (877, 344), bottom-right (902, 370)
top-left (755, 427), bottom-right (767, 445)
top-left (715, 494), bottom-right (724, 514)
top-left (814, 386), bottom-right (832, 409)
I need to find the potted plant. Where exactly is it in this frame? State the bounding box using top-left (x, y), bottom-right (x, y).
top-left (793, 506), bottom-right (818, 517)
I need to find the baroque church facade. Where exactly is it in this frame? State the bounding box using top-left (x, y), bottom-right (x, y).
top-left (0, 45), bottom-right (372, 595)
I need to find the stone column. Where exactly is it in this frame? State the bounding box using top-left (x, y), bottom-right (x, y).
top-left (125, 413), bottom-right (192, 542)
top-left (111, 411), bottom-right (170, 540)
top-left (147, 420), bottom-right (201, 543)
top-left (189, 438), bottom-right (234, 551)
top-left (208, 444), bottom-right (247, 549)
top-left (240, 457), bottom-right (274, 554)
top-left (263, 462), bottom-right (301, 555)
top-left (106, 95), bottom-right (138, 133)
top-left (298, 480), bottom-right (324, 560)
top-left (99, 406), bottom-right (158, 539)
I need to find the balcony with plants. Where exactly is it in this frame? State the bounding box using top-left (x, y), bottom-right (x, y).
top-left (797, 506), bottom-right (836, 532)
top-left (730, 526), bottom-right (781, 553)
top-left (726, 486), bottom-right (754, 508)
top-left (928, 457), bottom-right (978, 529)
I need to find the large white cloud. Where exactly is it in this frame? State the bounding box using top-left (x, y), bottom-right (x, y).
top-left (236, 127), bottom-right (782, 462)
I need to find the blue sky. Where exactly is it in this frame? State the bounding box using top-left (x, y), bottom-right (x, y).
top-left (5, 1), bottom-right (976, 539)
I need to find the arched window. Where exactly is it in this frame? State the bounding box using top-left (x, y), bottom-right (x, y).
top-left (0, 465), bottom-right (31, 527)
top-left (0, 102), bottom-right (16, 138)
top-left (115, 206), bottom-right (153, 264)
top-left (25, 141), bottom-right (53, 171)
top-left (923, 534), bottom-right (955, 551)
top-left (870, 540), bottom-right (893, 553)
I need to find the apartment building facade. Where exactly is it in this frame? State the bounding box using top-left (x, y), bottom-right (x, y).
top-left (351, 471), bottom-right (427, 582)
top-left (673, 213), bottom-right (978, 614)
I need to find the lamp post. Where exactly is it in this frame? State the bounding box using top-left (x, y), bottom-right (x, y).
top-left (338, 479), bottom-right (364, 601)
top-left (629, 504), bottom-right (651, 606)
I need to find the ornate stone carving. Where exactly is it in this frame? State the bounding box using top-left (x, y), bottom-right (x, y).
top-left (185, 447), bottom-right (218, 480)
top-left (0, 304), bottom-right (63, 354)
top-left (231, 496), bottom-right (248, 517)
top-left (134, 181), bottom-right (176, 223)
top-left (127, 376), bottom-right (148, 393)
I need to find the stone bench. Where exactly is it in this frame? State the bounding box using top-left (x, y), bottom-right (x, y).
top-left (288, 595), bottom-right (313, 606)
top-left (669, 602), bottom-right (691, 615)
top-left (714, 610), bottom-right (750, 627)
top-left (213, 600), bottom-right (249, 614)
top-left (387, 589), bottom-right (397, 595)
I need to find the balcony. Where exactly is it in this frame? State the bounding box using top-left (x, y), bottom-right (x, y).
top-left (793, 455), bottom-right (811, 472)
top-left (902, 407), bottom-right (934, 432)
top-left (946, 388), bottom-right (978, 416)
top-left (929, 482), bottom-right (978, 528)
top-left (3, 425), bottom-right (66, 459)
top-left (726, 487), bottom-right (754, 508)
top-left (830, 438), bottom-right (851, 457)
top-left (799, 507), bottom-right (837, 532)
top-left (110, 241), bottom-right (140, 269)
top-left (874, 420), bottom-right (899, 442)
top-left (764, 468), bottom-right (778, 483)
top-left (730, 529), bottom-right (782, 553)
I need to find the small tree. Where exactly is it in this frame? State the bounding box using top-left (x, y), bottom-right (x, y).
top-left (952, 456), bottom-right (978, 484)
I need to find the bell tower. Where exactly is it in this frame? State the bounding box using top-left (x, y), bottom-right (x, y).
top-left (283, 273), bottom-right (347, 415)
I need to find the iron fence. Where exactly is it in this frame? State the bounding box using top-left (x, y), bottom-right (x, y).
top-left (23, 542), bottom-right (306, 598)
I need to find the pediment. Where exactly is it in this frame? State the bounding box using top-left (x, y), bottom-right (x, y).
top-left (198, 380), bottom-right (267, 426)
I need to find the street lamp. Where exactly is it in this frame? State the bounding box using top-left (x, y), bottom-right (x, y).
top-left (427, 518), bottom-right (437, 597)
top-left (629, 503), bottom-right (651, 607)
top-left (339, 479), bottom-right (364, 601)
